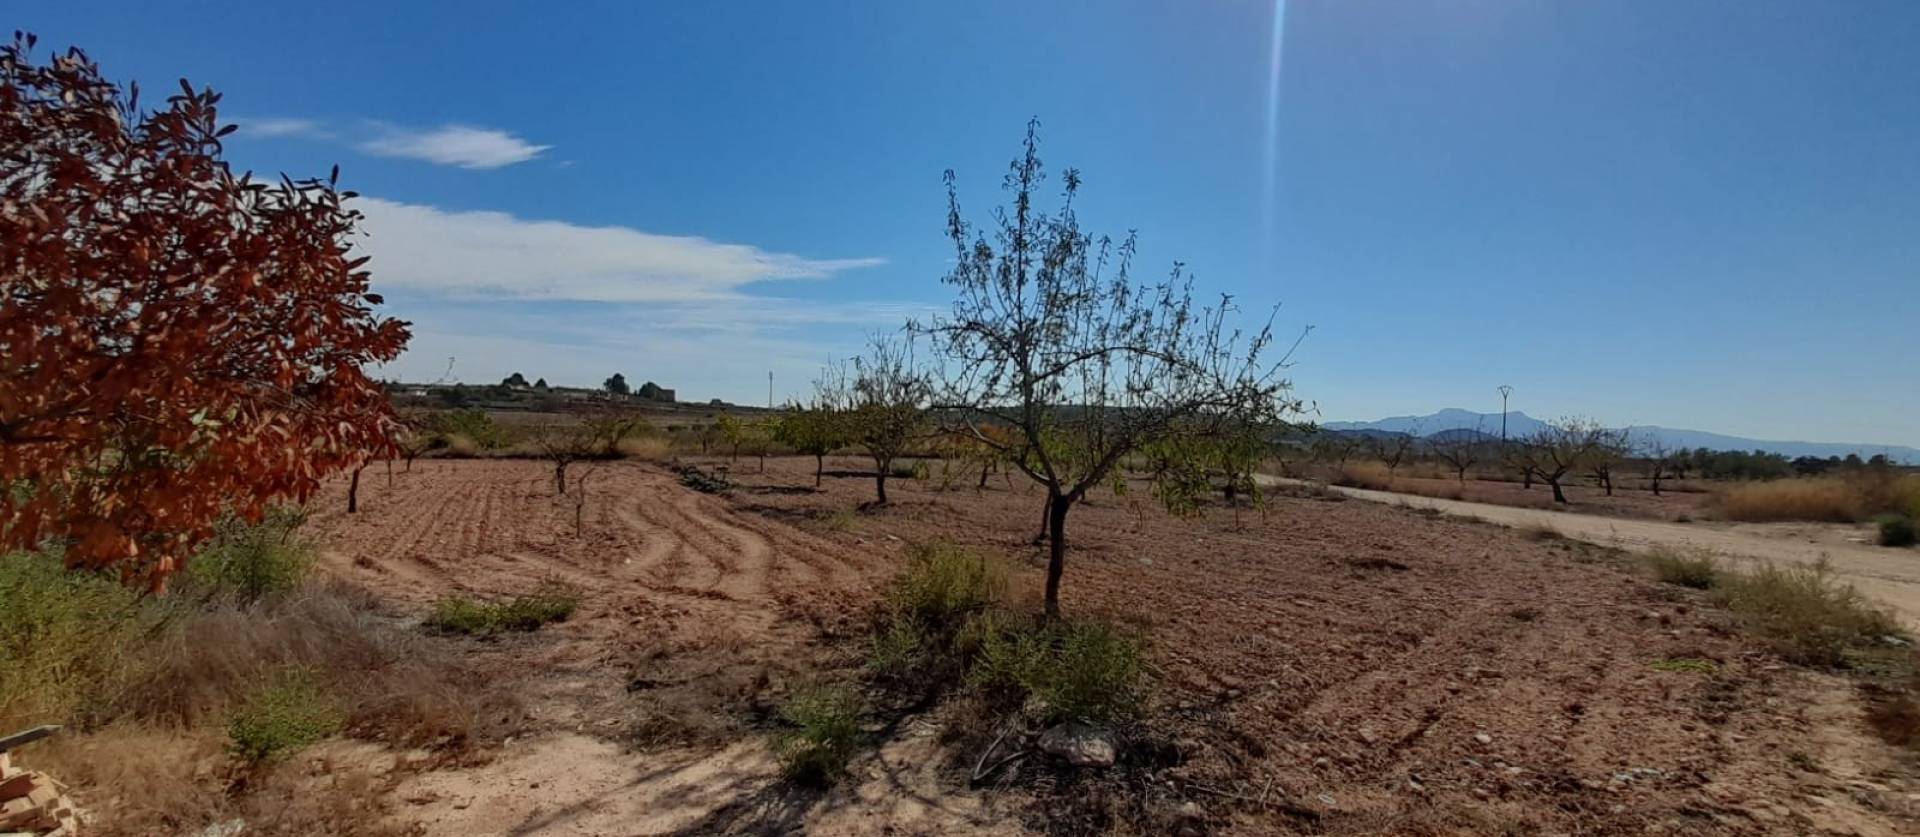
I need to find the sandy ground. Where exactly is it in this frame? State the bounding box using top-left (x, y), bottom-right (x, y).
top-left (297, 457), bottom-right (1920, 835)
top-left (1269, 477), bottom-right (1920, 627)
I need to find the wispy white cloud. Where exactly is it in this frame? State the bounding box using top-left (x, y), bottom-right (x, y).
top-left (350, 196), bottom-right (912, 401)
top-left (230, 117), bottom-right (548, 170)
top-left (357, 124), bottom-right (551, 169)
top-left (234, 116), bottom-right (331, 139)
top-left (352, 197), bottom-right (886, 302)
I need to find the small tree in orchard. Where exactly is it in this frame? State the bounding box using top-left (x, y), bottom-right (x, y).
top-left (772, 402), bottom-right (851, 487)
top-left (1429, 425), bottom-right (1487, 485)
top-left (1312, 433), bottom-right (1367, 470)
top-left (822, 337), bottom-right (929, 506)
top-left (532, 408), bottom-right (642, 495)
top-left (919, 123), bottom-right (1306, 617)
top-left (1585, 428), bottom-right (1632, 496)
top-left (1524, 417), bottom-right (1611, 505)
top-left (0, 37), bottom-right (409, 588)
top-left (1368, 422), bottom-right (1421, 476)
top-left (394, 411), bottom-right (437, 473)
top-left (713, 414), bottom-right (746, 462)
top-left (1642, 438), bottom-right (1676, 496)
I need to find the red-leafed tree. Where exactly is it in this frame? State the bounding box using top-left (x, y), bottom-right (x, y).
top-left (0, 35), bottom-right (410, 589)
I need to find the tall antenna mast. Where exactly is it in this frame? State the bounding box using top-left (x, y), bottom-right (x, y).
top-left (1497, 384), bottom-right (1513, 445)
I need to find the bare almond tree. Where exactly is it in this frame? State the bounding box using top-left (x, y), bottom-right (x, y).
top-left (1642, 438), bottom-right (1676, 496)
top-left (1585, 428), bottom-right (1632, 496)
top-left (1429, 424), bottom-right (1487, 485)
top-left (532, 407), bottom-right (643, 495)
top-left (1368, 421), bottom-right (1421, 476)
top-left (1524, 417), bottom-right (1612, 505)
top-left (918, 121), bottom-right (1307, 617)
top-left (820, 337), bottom-right (928, 506)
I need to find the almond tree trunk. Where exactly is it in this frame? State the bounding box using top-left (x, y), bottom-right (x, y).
top-left (1043, 490), bottom-right (1069, 618)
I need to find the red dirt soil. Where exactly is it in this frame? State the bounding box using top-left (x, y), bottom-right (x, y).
top-left (304, 457), bottom-right (1919, 836)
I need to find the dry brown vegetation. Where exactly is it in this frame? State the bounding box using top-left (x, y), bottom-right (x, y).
top-left (1718, 472), bottom-right (1920, 523)
top-left (2, 545), bottom-right (511, 836)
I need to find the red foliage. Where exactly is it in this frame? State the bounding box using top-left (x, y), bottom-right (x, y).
top-left (0, 35), bottom-right (410, 588)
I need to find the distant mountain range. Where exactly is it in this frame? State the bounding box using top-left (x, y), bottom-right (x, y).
top-left (1323, 408), bottom-right (1919, 464)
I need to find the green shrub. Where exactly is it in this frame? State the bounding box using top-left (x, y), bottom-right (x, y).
top-left (424, 583), bottom-right (579, 636)
top-left (183, 508), bottom-right (314, 603)
top-left (888, 460), bottom-right (922, 480)
top-left (426, 409), bottom-right (507, 450)
top-left (674, 464), bottom-right (733, 494)
top-left (0, 551), bottom-right (174, 728)
top-left (890, 543), bottom-right (1005, 627)
top-left (1879, 516), bottom-right (1918, 548)
top-left (969, 615), bottom-right (1144, 725)
top-left (227, 669), bottom-right (342, 762)
top-left (1645, 548), bottom-right (1720, 590)
top-left (1712, 561), bottom-right (1902, 667)
top-left (867, 620), bottom-right (927, 680)
top-left (769, 684), bottom-right (861, 785)
top-left (866, 544), bottom-right (1009, 683)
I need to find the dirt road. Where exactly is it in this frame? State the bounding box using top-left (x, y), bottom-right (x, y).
top-left (1265, 477), bottom-right (1920, 624)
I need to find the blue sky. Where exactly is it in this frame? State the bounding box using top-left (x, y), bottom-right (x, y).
top-left (20, 1), bottom-right (1920, 447)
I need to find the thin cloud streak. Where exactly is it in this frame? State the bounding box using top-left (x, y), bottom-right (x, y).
top-left (231, 117), bottom-right (549, 170)
top-left (352, 197), bottom-right (886, 303)
top-left (357, 123), bottom-right (551, 169)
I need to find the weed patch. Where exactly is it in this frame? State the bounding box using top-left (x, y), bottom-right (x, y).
top-left (182, 507), bottom-right (315, 603)
top-left (769, 684), bottom-right (861, 785)
top-left (425, 582), bottom-right (579, 636)
top-left (1710, 561), bottom-right (1901, 667)
top-left (1879, 515), bottom-right (1917, 548)
top-left (675, 464), bottom-right (733, 494)
top-left (1522, 524), bottom-right (1563, 542)
top-left (226, 669), bottom-right (341, 762)
top-left (0, 551), bottom-right (175, 728)
top-left (1650, 657), bottom-right (1717, 674)
top-left (861, 542), bottom-right (1147, 731)
top-left (968, 616), bottom-right (1145, 726)
top-left (1645, 548), bottom-right (1720, 590)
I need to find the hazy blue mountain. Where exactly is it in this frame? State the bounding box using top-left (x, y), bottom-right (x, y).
top-left (1324, 409), bottom-right (1919, 463)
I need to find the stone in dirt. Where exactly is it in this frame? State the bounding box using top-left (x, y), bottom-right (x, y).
top-left (1038, 723), bottom-right (1118, 768)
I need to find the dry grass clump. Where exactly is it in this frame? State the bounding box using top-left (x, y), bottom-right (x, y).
top-left (4, 522), bottom-right (510, 832)
top-left (1719, 477), bottom-right (1866, 523)
top-left (132, 577), bottom-right (509, 747)
top-left (1329, 462), bottom-right (1465, 501)
top-left (1710, 561), bottom-right (1902, 667)
top-left (1718, 472), bottom-right (1920, 524)
top-left (1645, 548), bottom-right (1720, 589)
top-left (29, 725), bottom-right (409, 836)
top-left (1332, 461), bottom-right (1394, 491)
top-left (615, 435), bottom-right (674, 462)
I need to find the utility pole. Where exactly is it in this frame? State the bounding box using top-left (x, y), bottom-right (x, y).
top-left (1497, 385), bottom-right (1513, 445)
top-left (768, 371), bottom-right (774, 410)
